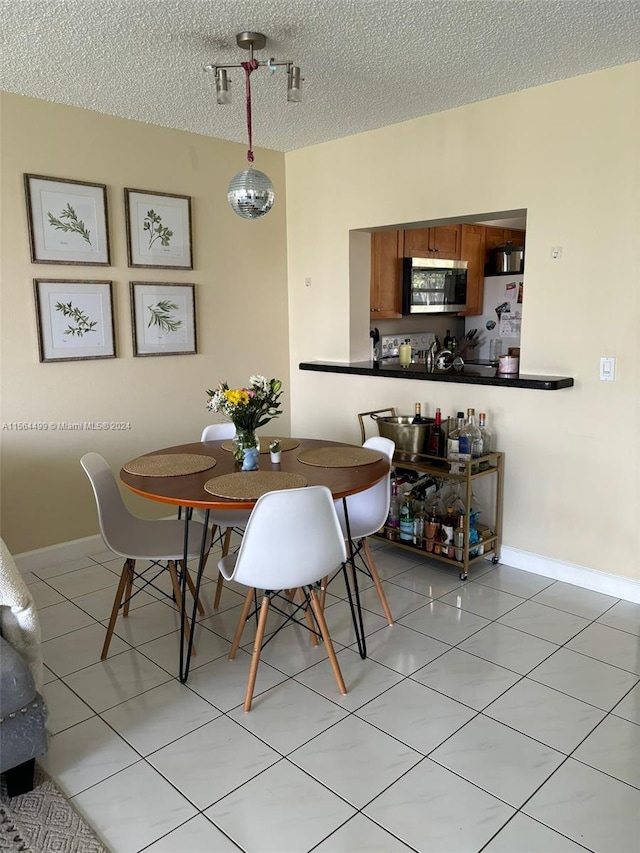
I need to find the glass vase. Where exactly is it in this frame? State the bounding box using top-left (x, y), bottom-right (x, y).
top-left (232, 429), bottom-right (260, 465)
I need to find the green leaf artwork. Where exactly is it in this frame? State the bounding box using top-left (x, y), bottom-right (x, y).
top-left (54, 301), bottom-right (97, 337)
top-left (47, 204), bottom-right (92, 245)
top-left (147, 300), bottom-right (182, 333)
top-left (143, 209), bottom-right (174, 250)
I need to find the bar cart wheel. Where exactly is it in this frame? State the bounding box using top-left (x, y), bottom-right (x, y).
top-left (492, 556), bottom-right (499, 564)
top-left (459, 571), bottom-right (468, 580)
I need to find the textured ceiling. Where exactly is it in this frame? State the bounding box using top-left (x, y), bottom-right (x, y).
top-left (2, 0), bottom-right (640, 152)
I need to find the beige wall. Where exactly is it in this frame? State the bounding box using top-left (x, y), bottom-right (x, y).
top-left (0, 93), bottom-right (290, 553)
top-left (285, 63), bottom-right (640, 581)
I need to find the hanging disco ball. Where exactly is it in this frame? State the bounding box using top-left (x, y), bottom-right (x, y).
top-left (227, 168), bottom-right (275, 220)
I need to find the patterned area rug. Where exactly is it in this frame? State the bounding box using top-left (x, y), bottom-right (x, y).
top-left (0, 765), bottom-right (106, 853)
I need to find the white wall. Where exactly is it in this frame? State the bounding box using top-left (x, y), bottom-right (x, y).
top-left (285, 63), bottom-right (640, 581)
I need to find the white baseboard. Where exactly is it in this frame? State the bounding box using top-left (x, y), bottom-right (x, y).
top-left (14, 533), bottom-right (640, 605)
top-left (14, 534), bottom-right (106, 573)
top-left (499, 545), bottom-right (640, 604)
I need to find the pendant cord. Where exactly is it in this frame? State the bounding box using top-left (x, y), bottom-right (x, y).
top-left (241, 58), bottom-right (259, 164)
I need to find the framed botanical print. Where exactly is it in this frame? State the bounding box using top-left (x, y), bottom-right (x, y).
top-left (125, 188), bottom-right (193, 269)
top-left (34, 279), bottom-right (116, 362)
top-left (24, 174), bottom-right (111, 265)
top-left (130, 282), bottom-right (197, 357)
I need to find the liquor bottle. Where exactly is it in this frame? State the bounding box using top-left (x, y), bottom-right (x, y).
top-left (425, 505), bottom-right (439, 553)
top-left (386, 480), bottom-right (400, 540)
top-left (426, 407), bottom-right (445, 464)
top-left (411, 403), bottom-right (428, 424)
top-left (443, 329), bottom-right (452, 350)
top-left (478, 413), bottom-right (493, 470)
top-left (454, 514), bottom-right (466, 561)
top-left (441, 506), bottom-right (457, 558)
top-left (447, 411), bottom-right (465, 457)
top-left (413, 500), bottom-right (425, 547)
top-left (399, 494), bottom-right (414, 542)
top-left (459, 408), bottom-right (483, 473)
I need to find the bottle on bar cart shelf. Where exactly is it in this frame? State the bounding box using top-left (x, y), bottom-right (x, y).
top-left (441, 506), bottom-right (457, 558)
top-left (386, 480), bottom-right (400, 540)
top-left (399, 493), bottom-right (414, 542)
top-left (478, 412), bottom-right (493, 470)
top-left (459, 408), bottom-right (483, 473)
top-left (427, 407), bottom-right (445, 465)
top-left (447, 411), bottom-right (465, 457)
top-left (412, 403), bottom-right (429, 425)
top-left (454, 514), bottom-right (466, 561)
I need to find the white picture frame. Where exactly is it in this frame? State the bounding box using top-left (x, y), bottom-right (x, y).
top-left (125, 188), bottom-right (193, 269)
top-left (130, 282), bottom-right (197, 357)
top-left (25, 174), bottom-right (111, 266)
top-left (34, 279), bottom-right (116, 362)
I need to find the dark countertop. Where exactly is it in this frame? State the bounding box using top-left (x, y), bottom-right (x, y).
top-left (299, 360), bottom-right (574, 390)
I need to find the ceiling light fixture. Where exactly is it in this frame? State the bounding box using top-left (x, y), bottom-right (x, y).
top-left (205, 32), bottom-right (303, 220)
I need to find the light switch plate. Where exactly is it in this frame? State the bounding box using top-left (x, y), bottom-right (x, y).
top-left (600, 356), bottom-right (615, 381)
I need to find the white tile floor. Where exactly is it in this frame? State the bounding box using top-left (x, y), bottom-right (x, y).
top-left (27, 539), bottom-right (640, 853)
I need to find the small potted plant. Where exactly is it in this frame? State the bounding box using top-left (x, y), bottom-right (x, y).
top-left (269, 439), bottom-right (282, 464)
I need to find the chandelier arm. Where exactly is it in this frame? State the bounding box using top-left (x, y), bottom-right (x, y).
top-left (241, 58), bottom-right (259, 164)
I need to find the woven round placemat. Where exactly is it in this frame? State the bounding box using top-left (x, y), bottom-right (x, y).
top-left (204, 471), bottom-right (307, 500)
top-left (123, 453), bottom-right (217, 477)
top-left (297, 446), bottom-right (383, 468)
top-left (220, 436), bottom-right (300, 454)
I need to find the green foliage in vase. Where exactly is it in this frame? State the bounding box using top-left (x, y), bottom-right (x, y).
top-left (143, 209), bottom-right (174, 249)
top-left (147, 300), bottom-right (182, 333)
top-left (54, 301), bottom-right (98, 337)
top-left (47, 204), bottom-right (92, 245)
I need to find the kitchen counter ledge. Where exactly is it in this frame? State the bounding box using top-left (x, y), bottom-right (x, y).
top-left (299, 360), bottom-right (574, 390)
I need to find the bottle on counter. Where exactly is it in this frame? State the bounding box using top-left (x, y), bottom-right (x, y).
top-left (399, 339), bottom-right (412, 368)
top-left (411, 403), bottom-right (428, 425)
top-left (443, 329), bottom-right (452, 350)
top-left (386, 480), bottom-right (400, 540)
top-left (447, 411), bottom-right (466, 457)
top-left (426, 407), bottom-right (445, 464)
top-left (459, 408), bottom-right (483, 473)
top-left (399, 493), bottom-right (414, 542)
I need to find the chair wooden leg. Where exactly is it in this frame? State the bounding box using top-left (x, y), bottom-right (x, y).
top-left (308, 588), bottom-right (347, 696)
top-left (229, 587), bottom-right (254, 659)
top-left (221, 527), bottom-right (233, 556)
top-left (213, 572), bottom-right (225, 610)
top-left (301, 589), bottom-right (320, 646)
top-left (180, 561), bottom-right (205, 617)
top-left (102, 559), bottom-right (130, 660)
top-left (362, 538), bottom-right (394, 626)
top-left (122, 559), bottom-right (135, 617)
top-left (244, 593), bottom-right (270, 712)
top-left (168, 560), bottom-right (196, 657)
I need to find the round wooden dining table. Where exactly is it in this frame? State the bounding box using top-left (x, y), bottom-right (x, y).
top-left (120, 437), bottom-right (390, 681)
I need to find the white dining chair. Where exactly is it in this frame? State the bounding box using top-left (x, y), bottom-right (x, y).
top-left (219, 486), bottom-right (347, 712)
top-left (80, 452), bottom-right (212, 659)
top-left (198, 423), bottom-right (252, 608)
top-left (331, 435), bottom-right (395, 627)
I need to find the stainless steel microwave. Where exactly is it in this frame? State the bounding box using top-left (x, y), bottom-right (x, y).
top-left (402, 257), bottom-right (468, 314)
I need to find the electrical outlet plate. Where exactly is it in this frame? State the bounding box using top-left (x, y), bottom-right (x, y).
top-left (600, 356), bottom-right (615, 381)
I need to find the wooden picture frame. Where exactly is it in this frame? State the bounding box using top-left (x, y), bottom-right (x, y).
top-left (24, 174), bottom-right (111, 265)
top-left (34, 279), bottom-right (116, 362)
top-left (125, 188), bottom-right (193, 269)
top-left (130, 282), bottom-right (197, 357)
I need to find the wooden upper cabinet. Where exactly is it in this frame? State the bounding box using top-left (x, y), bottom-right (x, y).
top-left (459, 224), bottom-right (486, 316)
top-left (403, 225), bottom-right (461, 260)
top-left (504, 229), bottom-right (525, 246)
top-left (370, 231), bottom-right (403, 319)
top-left (483, 227), bottom-right (506, 259)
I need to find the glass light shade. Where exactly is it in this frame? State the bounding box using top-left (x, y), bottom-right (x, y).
top-left (216, 69), bottom-right (231, 104)
top-left (287, 66), bottom-right (302, 103)
top-left (227, 168), bottom-right (275, 220)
